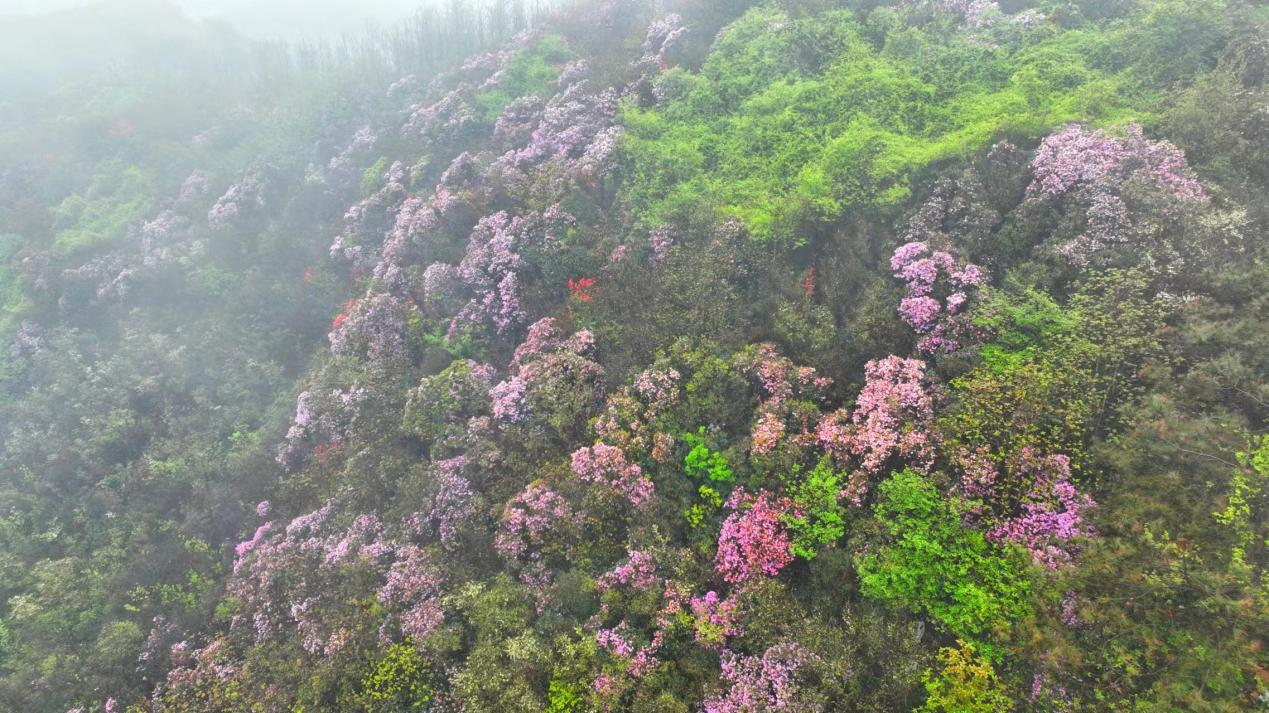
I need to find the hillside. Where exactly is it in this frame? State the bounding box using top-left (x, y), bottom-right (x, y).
top-left (0, 0), bottom-right (1266, 711)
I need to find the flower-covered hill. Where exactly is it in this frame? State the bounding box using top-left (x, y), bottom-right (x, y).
top-left (1, 0), bottom-right (1268, 712)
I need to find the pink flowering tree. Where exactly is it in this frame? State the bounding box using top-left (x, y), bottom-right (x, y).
top-left (571, 443), bottom-right (655, 509)
top-left (488, 318), bottom-right (606, 439)
top-left (736, 343), bottom-right (832, 456)
top-left (593, 364), bottom-right (683, 461)
top-left (401, 456), bottom-right (483, 553)
top-left (328, 292), bottom-right (412, 362)
top-left (890, 241), bottom-right (989, 354)
top-left (591, 549), bottom-right (695, 685)
top-left (703, 643), bottom-right (821, 713)
top-left (816, 356), bottom-right (939, 504)
top-left (329, 160), bottom-right (408, 274)
top-left (494, 482), bottom-right (584, 610)
top-left (715, 489), bottom-right (799, 585)
top-left (276, 383), bottom-right (367, 468)
top-left (957, 447), bottom-right (1097, 568)
top-left (227, 504), bottom-right (448, 658)
top-left (1025, 123), bottom-right (1207, 268)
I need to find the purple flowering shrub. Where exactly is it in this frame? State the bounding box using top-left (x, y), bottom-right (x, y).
top-left (328, 292), bottom-right (412, 362)
top-left (494, 482), bottom-right (584, 609)
top-left (704, 642), bottom-right (822, 713)
top-left (329, 161), bottom-right (409, 274)
top-left (276, 383), bottom-right (367, 468)
top-left (890, 241), bottom-right (989, 354)
top-left (571, 443), bottom-right (655, 509)
top-left (957, 447), bottom-right (1097, 568)
top-left (817, 356), bottom-right (940, 504)
top-left (715, 489), bottom-right (798, 585)
top-left (1024, 123), bottom-right (1207, 269)
top-left (207, 170), bottom-right (270, 233)
top-left (488, 318), bottom-right (606, 438)
top-left (736, 343), bottom-right (832, 457)
top-left (227, 504), bottom-right (446, 657)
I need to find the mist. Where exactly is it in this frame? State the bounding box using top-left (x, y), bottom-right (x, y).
top-left (4, 0), bottom-right (443, 39)
top-left (0, 1), bottom-right (1265, 711)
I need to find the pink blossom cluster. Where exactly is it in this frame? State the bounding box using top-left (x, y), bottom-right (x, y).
top-left (890, 241), bottom-right (987, 353)
top-left (704, 643), bottom-right (818, 713)
top-left (138, 209), bottom-right (195, 268)
top-left (649, 226), bottom-right (675, 263)
top-left (715, 490), bottom-right (798, 585)
top-left (689, 591), bottom-right (743, 647)
top-left (1029, 124), bottom-right (1203, 200)
top-left (817, 356), bottom-right (938, 501)
top-left (329, 161), bottom-right (409, 273)
top-left (594, 361), bottom-right (683, 459)
top-left (328, 293), bottom-right (410, 360)
top-left (154, 637), bottom-right (244, 706)
top-left (639, 14), bottom-right (689, 70)
top-left (378, 544), bottom-right (445, 641)
top-left (445, 211), bottom-right (538, 336)
top-left (227, 503), bottom-right (447, 654)
top-left (489, 318), bottom-right (605, 428)
top-left (326, 125), bottom-right (379, 180)
top-left (738, 343), bottom-right (831, 455)
top-left (983, 449), bottom-right (1097, 568)
top-left (277, 385), bottom-right (366, 467)
top-left (571, 443), bottom-right (655, 509)
top-left (494, 482), bottom-right (583, 608)
top-left (60, 253), bottom-right (134, 305)
top-left (207, 171), bottom-right (268, 232)
top-left (176, 169), bottom-right (209, 206)
top-left (417, 456), bottom-right (479, 551)
top-left (401, 86), bottom-right (481, 152)
top-left (597, 549), bottom-right (659, 592)
top-left (1027, 124), bottom-right (1206, 266)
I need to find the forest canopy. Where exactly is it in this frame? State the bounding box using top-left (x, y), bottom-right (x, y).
top-left (0, 0), bottom-right (1266, 711)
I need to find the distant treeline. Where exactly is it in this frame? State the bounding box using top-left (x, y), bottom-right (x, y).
top-left (160, 0), bottom-right (567, 85)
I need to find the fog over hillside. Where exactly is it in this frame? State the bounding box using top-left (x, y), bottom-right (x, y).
top-left (3, 0), bottom-right (436, 38)
top-left (0, 1), bottom-right (1266, 711)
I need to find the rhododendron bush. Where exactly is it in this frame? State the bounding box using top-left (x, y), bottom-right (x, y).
top-left (2, 1), bottom-right (1265, 712)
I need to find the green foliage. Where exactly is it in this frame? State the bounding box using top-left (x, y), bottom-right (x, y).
top-left (973, 287), bottom-right (1074, 373)
top-left (546, 677), bottom-right (584, 713)
top-left (1218, 435), bottom-right (1269, 581)
top-left (360, 156), bottom-right (392, 198)
top-left (917, 640), bottom-right (1014, 713)
top-left (858, 470), bottom-right (1031, 648)
top-left (355, 642), bottom-right (434, 712)
top-left (51, 162), bottom-right (153, 254)
top-left (945, 272), bottom-right (1164, 469)
top-left (783, 457), bottom-right (846, 560)
top-left (682, 427), bottom-right (734, 483)
top-left (475, 34), bottom-right (573, 120)
top-left (621, 5), bottom-right (1151, 243)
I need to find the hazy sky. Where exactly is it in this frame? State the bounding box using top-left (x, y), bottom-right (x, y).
top-left (1, 0), bottom-right (437, 38)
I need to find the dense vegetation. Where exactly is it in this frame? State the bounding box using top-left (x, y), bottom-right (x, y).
top-left (0, 0), bottom-right (1266, 711)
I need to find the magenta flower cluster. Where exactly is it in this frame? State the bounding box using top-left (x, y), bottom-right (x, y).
top-left (571, 443), bottom-right (655, 509)
top-left (982, 449), bottom-right (1097, 568)
top-left (1027, 123), bottom-right (1207, 266)
top-left (689, 590), bottom-right (743, 647)
top-left (890, 241), bottom-right (987, 353)
top-left (715, 489), bottom-right (798, 585)
top-left (227, 503), bottom-right (447, 656)
top-left (207, 171), bottom-right (268, 232)
top-left (597, 549), bottom-right (659, 593)
top-left (704, 642), bottom-right (818, 713)
top-left (738, 343), bottom-right (832, 455)
top-left (817, 356), bottom-right (938, 503)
